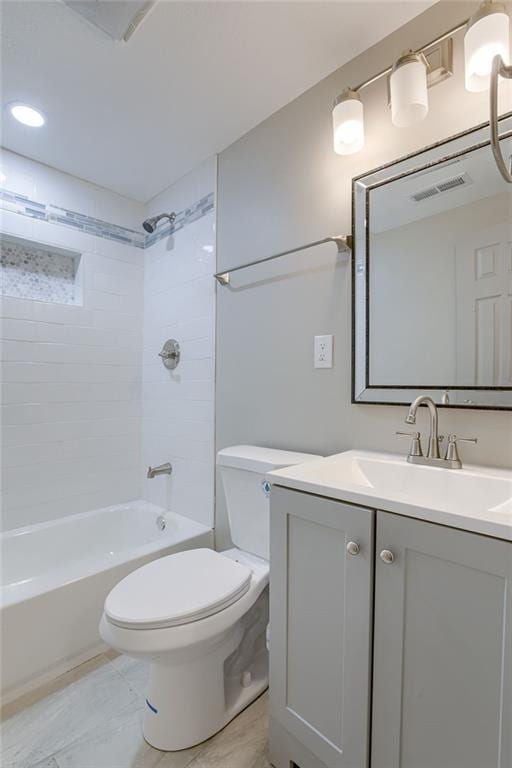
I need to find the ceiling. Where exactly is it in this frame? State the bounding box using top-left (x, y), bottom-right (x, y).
top-left (1, 1), bottom-right (433, 202)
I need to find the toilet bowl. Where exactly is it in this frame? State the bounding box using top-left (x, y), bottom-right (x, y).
top-left (100, 445), bottom-right (319, 751)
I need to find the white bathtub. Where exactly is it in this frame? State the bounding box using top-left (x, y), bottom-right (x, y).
top-left (1, 501), bottom-right (213, 703)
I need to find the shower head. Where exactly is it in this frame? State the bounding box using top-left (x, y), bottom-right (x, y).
top-left (142, 212), bottom-right (176, 234)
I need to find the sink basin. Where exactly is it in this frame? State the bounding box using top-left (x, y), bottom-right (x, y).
top-left (268, 450), bottom-right (512, 541)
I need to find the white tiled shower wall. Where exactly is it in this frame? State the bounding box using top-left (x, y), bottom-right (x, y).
top-left (1, 151), bottom-right (145, 531)
top-left (1, 150), bottom-right (216, 532)
top-left (142, 157), bottom-right (216, 529)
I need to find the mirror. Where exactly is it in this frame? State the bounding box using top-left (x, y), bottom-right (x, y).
top-left (353, 113), bottom-right (512, 410)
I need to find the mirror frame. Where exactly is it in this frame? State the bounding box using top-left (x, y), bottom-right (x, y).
top-left (352, 112), bottom-right (512, 411)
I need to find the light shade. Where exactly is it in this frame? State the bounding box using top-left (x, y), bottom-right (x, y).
top-left (464, 1), bottom-right (510, 92)
top-left (390, 52), bottom-right (429, 127)
top-left (9, 103), bottom-right (46, 127)
top-left (332, 90), bottom-right (364, 155)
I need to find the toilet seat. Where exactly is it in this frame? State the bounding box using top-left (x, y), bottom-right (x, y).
top-left (105, 548), bottom-right (252, 630)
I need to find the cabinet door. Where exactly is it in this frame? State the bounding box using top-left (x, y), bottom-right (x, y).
top-left (269, 486), bottom-right (374, 768)
top-left (372, 511), bottom-right (512, 768)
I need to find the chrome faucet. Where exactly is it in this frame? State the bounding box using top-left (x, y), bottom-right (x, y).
top-left (405, 395), bottom-right (441, 459)
top-left (147, 462), bottom-right (172, 479)
top-left (397, 396), bottom-right (477, 469)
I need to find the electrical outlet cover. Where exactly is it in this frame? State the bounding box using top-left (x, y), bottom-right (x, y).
top-left (314, 334), bottom-right (333, 368)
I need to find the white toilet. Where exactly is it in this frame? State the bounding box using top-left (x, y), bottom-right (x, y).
top-left (99, 445), bottom-right (318, 751)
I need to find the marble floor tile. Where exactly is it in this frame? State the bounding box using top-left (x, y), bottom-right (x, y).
top-left (1, 655), bottom-right (109, 722)
top-left (1, 656), bottom-right (137, 767)
top-left (52, 697), bottom-right (202, 768)
top-left (247, 755), bottom-right (272, 768)
top-left (186, 693), bottom-right (270, 768)
top-left (107, 653), bottom-right (150, 696)
top-left (1, 653), bottom-right (271, 768)
top-left (23, 759), bottom-right (60, 768)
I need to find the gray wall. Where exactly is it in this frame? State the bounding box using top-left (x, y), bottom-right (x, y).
top-left (215, 1), bottom-right (512, 549)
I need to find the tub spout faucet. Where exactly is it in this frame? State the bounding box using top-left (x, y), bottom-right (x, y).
top-left (147, 462), bottom-right (173, 479)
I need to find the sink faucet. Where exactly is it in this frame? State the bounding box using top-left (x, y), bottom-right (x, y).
top-left (397, 396), bottom-right (477, 469)
top-left (405, 395), bottom-right (441, 459)
top-left (147, 462), bottom-right (173, 479)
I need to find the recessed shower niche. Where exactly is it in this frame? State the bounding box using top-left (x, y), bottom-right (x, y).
top-left (0, 234), bottom-right (82, 305)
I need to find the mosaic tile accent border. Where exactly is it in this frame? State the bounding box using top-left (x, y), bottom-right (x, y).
top-left (0, 189), bottom-right (215, 250)
top-left (0, 189), bottom-right (145, 248)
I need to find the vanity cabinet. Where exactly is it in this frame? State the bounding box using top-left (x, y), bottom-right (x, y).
top-left (269, 486), bottom-right (374, 768)
top-left (269, 487), bottom-right (512, 768)
top-left (373, 510), bottom-right (512, 768)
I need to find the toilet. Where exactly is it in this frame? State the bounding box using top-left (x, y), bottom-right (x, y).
top-left (99, 445), bottom-right (319, 751)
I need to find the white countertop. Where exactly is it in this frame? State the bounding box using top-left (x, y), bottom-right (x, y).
top-left (268, 450), bottom-right (512, 542)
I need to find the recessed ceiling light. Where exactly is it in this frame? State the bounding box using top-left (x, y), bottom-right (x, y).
top-left (0, 171), bottom-right (6, 184)
top-left (9, 103), bottom-right (46, 127)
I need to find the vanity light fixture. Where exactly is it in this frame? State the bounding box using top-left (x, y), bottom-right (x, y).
top-left (331, 0), bottom-right (511, 156)
top-left (332, 89), bottom-right (365, 155)
top-left (9, 103), bottom-right (46, 127)
top-left (390, 51), bottom-right (429, 127)
top-left (464, 0), bottom-right (510, 92)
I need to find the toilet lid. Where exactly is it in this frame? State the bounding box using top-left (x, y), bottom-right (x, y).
top-left (104, 548), bottom-right (252, 630)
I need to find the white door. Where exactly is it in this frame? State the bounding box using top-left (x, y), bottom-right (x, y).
top-left (456, 223), bottom-right (512, 386)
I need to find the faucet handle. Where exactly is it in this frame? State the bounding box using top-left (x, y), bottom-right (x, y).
top-left (396, 431), bottom-right (423, 457)
top-left (444, 434), bottom-right (477, 463)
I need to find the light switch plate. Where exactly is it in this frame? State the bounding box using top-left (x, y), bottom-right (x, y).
top-left (314, 334), bottom-right (333, 368)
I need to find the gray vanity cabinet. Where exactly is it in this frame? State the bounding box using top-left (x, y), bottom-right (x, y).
top-left (269, 486), bottom-right (374, 768)
top-left (269, 487), bottom-right (512, 768)
top-left (372, 510), bottom-right (512, 768)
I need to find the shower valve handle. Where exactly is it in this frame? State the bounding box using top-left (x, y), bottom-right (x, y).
top-left (159, 349), bottom-right (178, 360)
top-left (158, 339), bottom-right (180, 370)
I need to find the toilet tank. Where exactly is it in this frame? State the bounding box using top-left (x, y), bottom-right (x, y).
top-left (217, 446), bottom-right (320, 560)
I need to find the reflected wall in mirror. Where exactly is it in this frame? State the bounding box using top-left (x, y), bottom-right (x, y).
top-left (353, 114), bottom-right (512, 410)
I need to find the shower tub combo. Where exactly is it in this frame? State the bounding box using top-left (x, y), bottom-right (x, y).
top-left (1, 501), bottom-right (212, 704)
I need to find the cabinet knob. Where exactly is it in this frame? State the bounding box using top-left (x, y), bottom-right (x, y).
top-left (380, 549), bottom-right (395, 564)
top-left (346, 541), bottom-right (360, 556)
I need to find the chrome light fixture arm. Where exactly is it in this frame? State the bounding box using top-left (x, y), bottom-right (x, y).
top-left (490, 54), bottom-right (512, 183)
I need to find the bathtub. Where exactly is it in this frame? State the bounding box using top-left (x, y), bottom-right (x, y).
top-left (1, 501), bottom-right (213, 704)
